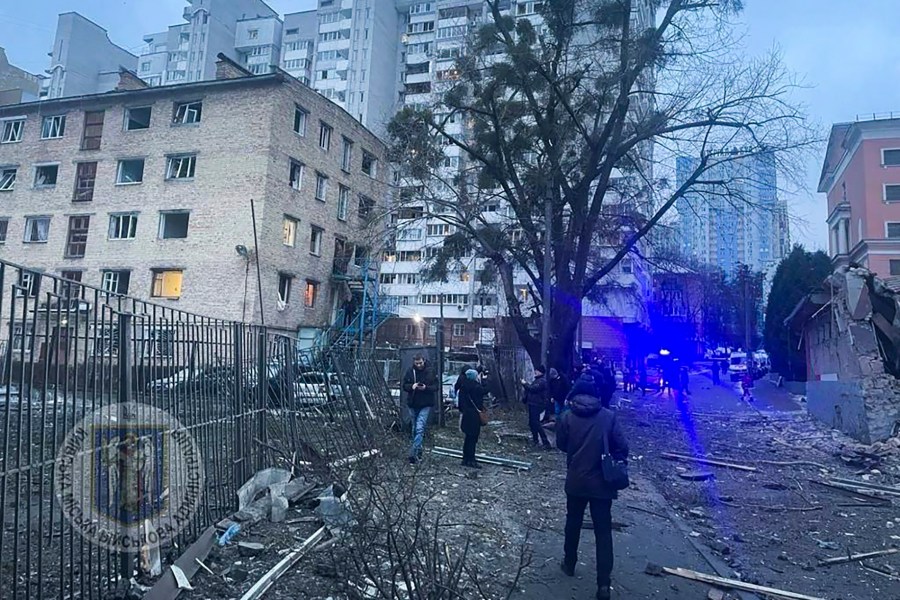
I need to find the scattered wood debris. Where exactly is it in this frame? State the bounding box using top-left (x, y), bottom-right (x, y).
top-left (658, 565), bottom-right (827, 600)
top-left (660, 452), bottom-right (758, 472)
top-left (818, 548), bottom-right (899, 567)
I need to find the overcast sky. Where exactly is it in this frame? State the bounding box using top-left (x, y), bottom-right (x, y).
top-left (3, 0), bottom-right (900, 252)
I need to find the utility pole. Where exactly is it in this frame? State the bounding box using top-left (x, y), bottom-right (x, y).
top-left (540, 196), bottom-right (552, 366)
top-left (743, 270), bottom-right (752, 352)
top-left (436, 291), bottom-right (445, 427)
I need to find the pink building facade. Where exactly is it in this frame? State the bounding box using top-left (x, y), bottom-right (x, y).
top-left (819, 118), bottom-right (900, 277)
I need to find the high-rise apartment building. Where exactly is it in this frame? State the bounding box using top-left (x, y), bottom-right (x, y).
top-left (676, 152), bottom-right (790, 277)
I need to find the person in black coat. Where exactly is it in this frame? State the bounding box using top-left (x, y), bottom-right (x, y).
top-left (556, 379), bottom-right (629, 600)
top-left (548, 367), bottom-right (571, 416)
top-left (401, 355), bottom-right (439, 464)
top-left (457, 369), bottom-right (485, 468)
top-left (522, 365), bottom-right (551, 449)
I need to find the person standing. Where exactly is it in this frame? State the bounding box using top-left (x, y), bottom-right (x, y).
top-left (548, 368), bottom-right (571, 417)
top-left (457, 369), bottom-right (485, 468)
top-left (522, 366), bottom-right (551, 449)
top-left (402, 355), bottom-right (438, 464)
top-left (556, 379), bottom-right (629, 600)
top-left (711, 359), bottom-right (721, 385)
top-left (638, 363), bottom-right (647, 397)
top-left (679, 365), bottom-right (691, 395)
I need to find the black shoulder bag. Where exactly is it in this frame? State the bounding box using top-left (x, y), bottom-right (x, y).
top-left (601, 417), bottom-right (630, 490)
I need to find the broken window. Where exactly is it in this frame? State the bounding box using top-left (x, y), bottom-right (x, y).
top-left (278, 273), bottom-right (292, 304)
top-left (289, 160), bottom-right (304, 190)
top-left (109, 213), bottom-right (138, 240)
top-left (0, 167), bottom-right (16, 191)
top-left (358, 194), bottom-right (375, 220)
top-left (81, 111), bottom-right (104, 150)
top-left (309, 225), bottom-right (323, 255)
top-left (41, 115), bottom-right (66, 139)
top-left (159, 212), bottom-right (189, 239)
top-left (151, 270), bottom-right (183, 299)
top-left (283, 216), bottom-right (298, 246)
top-left (101, 270), bottom-right (130, 295)
top-left (166, 154), bottom-right (196, 179)
top-left (361, 151), bottom-right (377, 177)
top-left (60, 270), bottom-right (82, 283)
top-left (23, 217), bottom-right (50, 243)
top-left (34, 165), bottom-right (59, 188)
top-left (293, 106), bottom-right (308, 135)
top-left (1, 119), bottom-right (24, 143)
top-left (73, 162), bottom-right (97, 201)
top-left (173, 101), bottom-right (202, 124)
top-left (65, 215), bottom-right (90, 258)
top-left (117, 159), bottom-right (145, 184)
top-left (125, 106), bottom-right (152, 130)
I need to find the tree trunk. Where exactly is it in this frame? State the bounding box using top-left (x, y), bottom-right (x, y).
top-left (546, 284), bottom-right (582, 374)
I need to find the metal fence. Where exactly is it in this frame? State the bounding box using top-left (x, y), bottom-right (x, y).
top-left (0, 260), bottom-right (397, 600)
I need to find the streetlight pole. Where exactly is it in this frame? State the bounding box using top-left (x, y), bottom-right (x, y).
top-left (436, 292), bottom-right (445, 427)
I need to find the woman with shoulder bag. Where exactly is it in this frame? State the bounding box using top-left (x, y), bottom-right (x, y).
top-left (458, 369), bottom-right (487, 469)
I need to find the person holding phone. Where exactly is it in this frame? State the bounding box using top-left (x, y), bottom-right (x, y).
top-left (402, 355), bottom-right (438, 464)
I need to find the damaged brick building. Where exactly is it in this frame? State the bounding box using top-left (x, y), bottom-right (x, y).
top-left (787, 266), bottom-right (900, 443)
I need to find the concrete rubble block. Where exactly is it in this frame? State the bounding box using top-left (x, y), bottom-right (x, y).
top-left (845, 272), bottom-right (872, 319)
top-left (849, 323), bottom-right (879, 354)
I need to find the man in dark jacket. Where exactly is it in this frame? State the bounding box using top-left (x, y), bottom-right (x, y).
top-left (556, 380), bottom-right (629, 600)
top-left (521, 365), bottom-right (551, 449)
top-left (402, 355), bottom-right (438, 464)
top-left (457, 369), bottom-right (485, 468)
top-left (548, 367), bottom-right (571, 416)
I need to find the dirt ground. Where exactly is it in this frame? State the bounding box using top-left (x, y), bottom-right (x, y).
top-left (179, 381), bottom-right (899, 600)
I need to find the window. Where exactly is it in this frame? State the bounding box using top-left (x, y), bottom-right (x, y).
top-left (883, 149), bottom-right (900, 166)
top-left (361, 151), bottom-right (377, 177)
top-left (319, 122), bottom-right (332, 150)
top-left (621, 258), bottom-right (633, 274)
top-left (65, 215), bottom-right (90, 258)
top-left (116, 159), bottom-right (145, 184)
top-left (289, 160), bottom-right (304, 190)
top-left (173, 101), bottom-right (202, 124)
top-left (16, 272), bottom-right (38, 298)
top-left (420, 294), bottom-right (469, 305)
top-left (427, 224), bottom-right (451, 236)
top-left (277, 273), bottom-right (292, 304)
top-left (305, 225), bottom-right (323, 255)
top-left (23, 216), bottom-right (50, 243)
top-left (452, 323), bottom-right (466, 337)
top-left (125, 106), bottom-right (152, 130)
top-left (60, 270), bottom-right (82, 283)
top-left (41, 115), bottom-right (66, 139)
top-left (475, 294), bottom-right (497, 306)
top-left (0, 219), bottom-right (7, 242)
top-left (358, 194), bottom-right (375, 220)
top-left (109, 213), bottom-right (138, 240)
top-left (248, 29), bottom-right (259, 39)
top-left (315, 172), bottom-right (328, 201)
top-left (0, 167), bottom-right (16, 191)
top-left (151, 270), bottom-right (183, 299)
top-left (73, 162), bottom-right (97, 201)
top-left (34, 165), bottom-right (59, 187)
top-left (407, 21), bottom-right (435, 34)
top-left (304, 280), bottom-right (318, 308)
top-left (283, 216), bottom-right (298, 246)
top-left (141, 61), bottom-right (152, 72)
top-left (887, 185), bottom-right (900, 202)
top-left (81, 111), bottom-right (104, 150)
top-left (1, 119), bottom-right (24, 143)
top-left (291, 106), bottom-right (308, 136)
top-left (437, 25), bottom-right (467, 39)
top-left (166, 154), bottom-right (196, 179)
top-left (397, 228), bottom-right (423, 241)
top-left (159, 211), bottom-right (189, 239)
top-left (341, 137), bottom-right (353, 171)
top-left (409, 2), bottom-right (432, 14)
top-left (337, 185), bottom-right (350, 221)
top-left (101, 270), bottom-right (130, 295)
top-left (285, 28), bottom-right (299, 35)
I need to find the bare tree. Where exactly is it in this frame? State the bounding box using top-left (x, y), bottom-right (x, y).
top-left (388, 0), bottom-right (815, 370)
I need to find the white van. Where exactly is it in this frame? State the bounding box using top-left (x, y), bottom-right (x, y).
top-left (728, 351), bottom-right (749, 382)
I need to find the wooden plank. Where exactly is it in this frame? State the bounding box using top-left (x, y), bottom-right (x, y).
top-left (829, 477), bottom-right (900, 496)
top-left (432, 446), bottom-right (533, 469)
top-left (660, 452), bottom-right (758, 472)
top-left (239, 526), bottom-right (328, 600)
top-left (809, 480), bottom-right (892, 505)
top-left (818, 548), bottom-right (900, 567)
top-left (661, 566), bottom-right (826, 600)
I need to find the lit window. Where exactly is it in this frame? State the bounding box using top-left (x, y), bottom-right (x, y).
top-left (34, 165), bottom-right (59, 187)
top-left (109, 214), bottom-right (138, 240)
top-left (283, 216), bottom-right (298, 246)
top-left (304, 280), bottom-right (318, 308)
top-left (41, 115), bottom-right (66, 139)
top-left (124, 106), bottom-right (152, 130)
top-left (315, 172), bottom-right (328, 201)
top-left (310, 225), bottom-right (323, 255)
top-left (159, 212), bottom-right (189, 239)
top-left (278, 273), bottom-right (292, 304)
top-left (116, 159), bottom-right (145, 184)
top-left (151, 270), bottom-right (183, 299)
top-left (0, 168), bottom-right (16, 191)
top-left (1, 119), bottom-right (24, 143)
top-left (173, 101), bottom-right (202, 124)
top-left (166, 155), bottom-right (196, 179)
top-left (23, 217), bottom-right (50, 243)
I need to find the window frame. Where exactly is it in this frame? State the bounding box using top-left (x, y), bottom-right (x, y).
top-left (151, 269), bottom-right (183, 299)
top-left (293, 105), bottom-right (308, 136)
top-left (81, 110), bottom-right (104, 150)
top-left (116, 158), bottom-right (145, 185)
top-left (124, 106), bottom-right (152, 131)
top-left (0, 167), bottom-right (16, 191)
top-left (0, 218), bottom-right (8, 243)
top-left (289, 160), bottom-right (304, 190)
top-left (361, 150), bottom-right (377, 178)
top-left (23, 216), bottom-right (50, 243)
top-left (64, 215), bottom-right (91, 258)
top-left (278, 273), bottom-right (292, 304)
top-left (1, 118), bottom-right (24, 144)
top-left (101, 269), bottom-right (131, 295)
top-left (41, 115), bottom-right (66, 139)
top-left (283, 216), bottom-right (299, 247)
top-left (883, 148), bottom-right (900, 167)
top-left (166, 154), bottom-right (197, 180)
top-left (304, 280), bottom-right (318, 308)
top-left (173, 100), bottom-right (202, 125)
top-left (315, 172), bottom-right (328, 201)
top-left (73, 162), bottom-right (97, 202)
top-left (158, 211), bottom-right (190, 239)
top-left (337, 185), bottom-right (350, 221)
top-left (341, 137), bottom-right (353, 172)
top-left (319, 121), bottom-right (332, 151)
top-left (309, 225), bottom-right (323, 256)
top-left (452, 323), bottom-right (466, 337)
top-left (891, 260), bottom-right (900, 276)
top-left (109, 213), bottom-right (138, 240)
top-left (34, 164), bottom-right (59, 188)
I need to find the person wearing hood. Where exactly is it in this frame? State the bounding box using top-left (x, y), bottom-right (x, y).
top-left (521, 365), bottom-right (551, 449)
top-left (457, 369), bottom-right (486, 468)
top-left (556, 378), bottom-right (629, 600)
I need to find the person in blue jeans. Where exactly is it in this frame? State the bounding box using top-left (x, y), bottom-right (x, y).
top-left (402, 355), bottom-right (438, 464)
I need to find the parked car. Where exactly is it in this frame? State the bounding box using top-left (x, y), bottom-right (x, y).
top-left (728, 352), bottom-right (749, 382)
top-left (752, 351), bottom-right (770, 375)
top-left (146, 365), bottom-right (240, 396)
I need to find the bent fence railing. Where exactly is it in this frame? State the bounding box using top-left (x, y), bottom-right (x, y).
top-left (0, 260), bottom-right (397, 600)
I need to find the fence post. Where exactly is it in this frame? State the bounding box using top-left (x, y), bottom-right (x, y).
top-left (256, 327), bottom-right (267, 471)
top-left (233, 322), bottom-right (245, 488)
top-left (116, 312), bottom-right (134, 582)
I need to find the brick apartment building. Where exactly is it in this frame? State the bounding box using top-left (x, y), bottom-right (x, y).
top-left (0, 56), bottom-right (390, 339)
